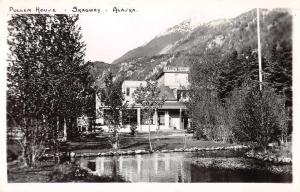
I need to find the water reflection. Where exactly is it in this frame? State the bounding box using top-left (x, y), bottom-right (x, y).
top-left (78, 152), bottom-right (292, 183)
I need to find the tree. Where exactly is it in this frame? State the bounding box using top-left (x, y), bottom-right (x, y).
top-left (217, 47), bottom-right (269, 103)
top-left (262, 10), bottom-right (292, 108)
top-left (187, 49), bottom-right (234, 142)
top-left (96, 72), bottom-right (128, 149)
top-left (48, 15), bottom-right (93, 141)
top-left (134, 80), bottom-right (165, 151)
top-left (229, 82), bottom-right (283, 150)
top-left (7, 14), bottom-right (91, 166)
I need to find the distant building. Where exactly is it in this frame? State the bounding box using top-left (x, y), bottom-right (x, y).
top-left (96, 66), bottom-right (190, 132)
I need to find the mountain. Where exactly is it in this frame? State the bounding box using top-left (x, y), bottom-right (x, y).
top-left (90, 8), bottom-right (292, 86)
top-left (111, 19), bottom-right (194, 64)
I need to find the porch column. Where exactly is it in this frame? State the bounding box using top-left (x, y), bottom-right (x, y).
top-left (137, 108), bottom-right (141, 131)
top-left (188, 118), bottom-right (191, 130)
top-left (85, 116), bottom-right (89, 133)
top-left (154, 109), bottom-right (158, 130)
top-left (119, 110), bottom-right (123, 127)
top-left (97, 109), bottom-right (104, 125)
top-left (179, 108), bottom-right (182, 130)
top-left (165, 111), bottom-right (170, 129)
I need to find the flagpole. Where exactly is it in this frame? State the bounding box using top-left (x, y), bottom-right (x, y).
top-left (257, 8), bottom-right (263, 91)
top-left (257, 8), bottom-right (264, 137)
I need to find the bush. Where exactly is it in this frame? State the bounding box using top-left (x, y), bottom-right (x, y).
top-left (130, 123), bottom-right (137, 136)
top-left (193, 125), bottom-right (206, 140)
top-left (229, 83), bottom-right (285, 149)
top-left (188, 88), bottom-right (233, 142)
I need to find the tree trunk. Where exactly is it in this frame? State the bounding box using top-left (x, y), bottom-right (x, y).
top-left (57, 116), bottom-right (60, 133)
top-left (23, 116), bottom-right (30, 167)
top-left (148, 124), bottom-right (152, 151)
top-left (31, 146), bottom-right (36, 167)
top-left (21, 137), bottom-right (28, 167)
top-left (63, 118), bottom-right (67, 141)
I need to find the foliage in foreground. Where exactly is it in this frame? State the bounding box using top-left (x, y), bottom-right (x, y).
top-left (96, 72), bottom-right (128, 149)
top-left (229, 83), bottom-right (287, 149)
top-left (7, 14), bottom-right (94, 167)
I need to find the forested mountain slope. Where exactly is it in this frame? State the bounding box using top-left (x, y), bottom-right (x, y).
top-left (90, 8), bottom-right (292, 103)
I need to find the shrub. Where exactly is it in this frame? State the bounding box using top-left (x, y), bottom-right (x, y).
top-left (229, 82), bottom-right (285, 150)
top-left (130, 123), bottom-right (137, 136)
top-left (193, 124), bottom-right (206, 140)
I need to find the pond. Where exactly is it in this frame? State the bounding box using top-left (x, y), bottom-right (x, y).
top-left (75, 150), bottom-right (292, 183)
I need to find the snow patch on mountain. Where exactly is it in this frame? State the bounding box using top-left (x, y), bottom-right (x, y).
top-left (156, 19), bottom-right (197, 38)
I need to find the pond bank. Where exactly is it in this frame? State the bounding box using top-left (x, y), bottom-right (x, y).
top-left (70, 145), bottom-right (250, 158)
top-left (192, 157), bottom-right (292, 175)
top-left (60, 134), bottom-right (239, 154)
top-left (245, 149), bottom-right (292, 164)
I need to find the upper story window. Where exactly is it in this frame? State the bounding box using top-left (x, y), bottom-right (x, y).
top-left (126, 88), bottom-right (130, 96)
top-left (177, 90), bottom-right (188, 101)
top-left (172, 89), bottom-right (177, 98)
top-left (182, 91), bottom-right (187, 99)
top-left (177, 91), bottom-right (181, 101)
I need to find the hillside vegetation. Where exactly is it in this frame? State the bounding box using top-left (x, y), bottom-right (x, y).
top-left (91, 8), bottom-right (291, 85)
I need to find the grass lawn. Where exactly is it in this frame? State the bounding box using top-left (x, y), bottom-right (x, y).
top-left (60, 131), bottom-right (237, 154)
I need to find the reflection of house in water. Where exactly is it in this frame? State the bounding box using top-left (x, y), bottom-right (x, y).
top-left (96, 66), bottom-right (191, 132)
top-left (84, 153), bottom-right (191, 182)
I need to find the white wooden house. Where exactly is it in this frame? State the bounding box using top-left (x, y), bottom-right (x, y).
top-left (96, 66), bottom-right (190, 132)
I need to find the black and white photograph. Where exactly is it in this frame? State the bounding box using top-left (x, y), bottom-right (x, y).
top-left (1, 0), bottom-right (299, 191)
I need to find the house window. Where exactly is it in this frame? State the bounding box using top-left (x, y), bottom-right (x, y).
top-left (173, 89), bottom-right (177, 99)
top-left (158, 112), bottom-right (165, 125)
top-left (122, 109), bottom-right (137, 125)
top-left (141, 110), bottom-right (153, 125)
top-left (126, 88), bottom-right (130, 96)
top-left (177, 90), bottom-right (187, 100)
top-left (177, 91), bottom-right (181, 101)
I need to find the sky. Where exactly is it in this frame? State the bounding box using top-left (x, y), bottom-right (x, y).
top-left (78, 0), bottom-right (255, 63)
